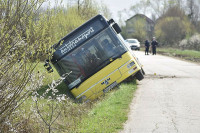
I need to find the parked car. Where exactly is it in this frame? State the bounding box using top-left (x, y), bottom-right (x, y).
top-left (125, 39), bottom-right (140, 50)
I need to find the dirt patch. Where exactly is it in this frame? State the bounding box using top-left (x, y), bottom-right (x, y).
top-left (144, 74), bottom-right (190, 79)
top-left (144, 74), bottom-right (177, 79)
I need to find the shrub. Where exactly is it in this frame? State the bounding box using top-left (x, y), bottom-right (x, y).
top-left (155, 16), bottom-right (194, 45)
top-left (179, 34), bottom-right (200, 51)
top-left (155, 6), bottom-right (195, 46)
top-left (0, 0), bottom-right (112, 132)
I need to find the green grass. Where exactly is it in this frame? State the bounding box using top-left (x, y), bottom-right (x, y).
top-left (18, 62), bottom-right (138, 132)
top-left (141, 46), bottom-right (200, 62)
top-left (75, 81), bottom-right (137, 133)
top-left (157, 48), bottom-right (200, 58)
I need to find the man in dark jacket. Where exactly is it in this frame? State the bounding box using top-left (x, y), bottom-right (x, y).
top-left (151, 37), bottom-right (158, 55)
top-left (145, 40), bottom-right (150, 55)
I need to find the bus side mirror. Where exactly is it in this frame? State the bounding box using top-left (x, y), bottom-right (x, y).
top-left (112, 23), bottom-right (121, 34)
top-left (44, 59), bottom-right (53, 73)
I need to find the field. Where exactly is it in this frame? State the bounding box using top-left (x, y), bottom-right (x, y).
top-left (157, 48), bottom-right (200, 62)
top-left (141, 47), bottom-right (200, 63)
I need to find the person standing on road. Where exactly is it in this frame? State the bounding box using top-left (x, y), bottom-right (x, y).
top-left (145, 39), bottom-right (150, 55)
top-left (151, 37), bottom-right (158, 55)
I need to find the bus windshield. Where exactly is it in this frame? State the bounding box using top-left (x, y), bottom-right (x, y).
top-left (55, 27), bottom-right (127, 89)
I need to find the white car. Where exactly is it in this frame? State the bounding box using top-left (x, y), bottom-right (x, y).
top-left (125, 39), bottom-right (140, 50)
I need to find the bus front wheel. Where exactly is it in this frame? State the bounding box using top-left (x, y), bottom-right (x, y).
top-left (141, 68), bottom-right (145, 75)
top-left (135, 70), bottom-right (144, 81)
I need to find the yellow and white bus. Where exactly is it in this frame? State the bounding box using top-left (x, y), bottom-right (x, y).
top-left (50, 15), bottom-right (144, 102)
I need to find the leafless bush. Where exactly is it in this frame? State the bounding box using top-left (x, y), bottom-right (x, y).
top-left (0, 0), bottom-right (47, 130)
top-left (29, 72), bottom-right (91, 133)
top-left (0, 72), bottom-right (44, 132)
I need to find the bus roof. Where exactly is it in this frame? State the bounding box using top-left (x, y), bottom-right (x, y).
top-left (51, 14), bottom-right (110, 64)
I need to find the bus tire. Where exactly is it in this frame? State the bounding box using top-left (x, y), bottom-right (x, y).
top-left (135, 70), bottom-right (144, 81)
top-left (141, 68), bottom-right (145, 75)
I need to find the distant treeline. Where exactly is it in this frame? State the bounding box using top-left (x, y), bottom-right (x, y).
top-left (119, 0), bottom-right (200, 50)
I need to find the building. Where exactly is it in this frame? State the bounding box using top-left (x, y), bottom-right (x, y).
top-left (125, 14), bottom-right (155, 40)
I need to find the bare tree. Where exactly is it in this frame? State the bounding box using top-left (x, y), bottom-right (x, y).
top-left (188, 0), bottom-right (195, 20)
top-left (130, 0), bottom-right (151, 15)
top-left (72, 0), bottom-right (99, 19)
top-left (187, 0), bottom-right (200, 26)
top-left (129, 0), bottom-right (186, 20)
top-left (99, 2), bottom-right (112, 19)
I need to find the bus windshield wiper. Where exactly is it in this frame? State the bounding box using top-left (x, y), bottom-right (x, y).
top-left (110, 54), bottom-right (122, 61)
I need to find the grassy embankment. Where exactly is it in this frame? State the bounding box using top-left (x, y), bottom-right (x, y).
top-left (75, 82), bottom-right (137, 132)
top-left (141, 47), bottom-right (200, 63)
top-left (156, 48), bottom-right (200, 62)
top-left (19, 62), bottom-right (137, 132)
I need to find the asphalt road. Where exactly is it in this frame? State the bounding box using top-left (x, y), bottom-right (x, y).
top-left (120, 51), bottom-right (200, 133)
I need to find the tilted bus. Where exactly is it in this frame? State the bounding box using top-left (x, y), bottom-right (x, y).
top-left (49, 15), bottom-right (144, 102)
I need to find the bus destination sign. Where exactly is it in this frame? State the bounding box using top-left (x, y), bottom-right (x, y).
top-left (56, 19), bottom-right (106, 56)
top-left (59, 27), bottom-right (94, 55)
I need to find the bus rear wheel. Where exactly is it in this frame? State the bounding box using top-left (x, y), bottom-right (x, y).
top-left (135, 70), bottom-right (144, 81)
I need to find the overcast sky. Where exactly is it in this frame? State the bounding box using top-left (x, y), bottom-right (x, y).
top-left (96, 0), bottom-right (134, 20)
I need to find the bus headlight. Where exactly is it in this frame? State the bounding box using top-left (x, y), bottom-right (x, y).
top-left (85, 99), bottom-right (90, 103)
top-left (78, 95), bottom-right (87, 103)
top-left (127, 61), bottom-right (135, 68)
